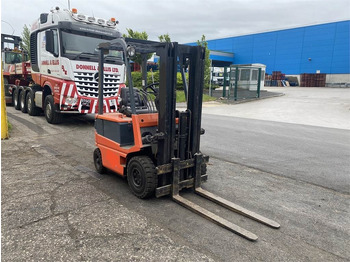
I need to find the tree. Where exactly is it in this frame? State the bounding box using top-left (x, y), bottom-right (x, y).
top-left (123, 28), bottom-right (152, 71)
top-left (197, 35), bottom-right (211, 89)
top-left (20, 24), bottom-right (31, 58)
top-left (158, 33), bottom-right (171, 43)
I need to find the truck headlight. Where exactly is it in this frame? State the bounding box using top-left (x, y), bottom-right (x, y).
top-left (65, 97), bottom-right (78, 105)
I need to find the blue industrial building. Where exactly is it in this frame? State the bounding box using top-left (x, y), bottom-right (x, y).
top-left (189, 20), bottom-right (349, 76)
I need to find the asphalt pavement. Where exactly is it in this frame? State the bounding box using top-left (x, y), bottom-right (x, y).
top-left (2, 86), bottom-right (350, 261)
top-left (201, 114), bottom-right (350, 193)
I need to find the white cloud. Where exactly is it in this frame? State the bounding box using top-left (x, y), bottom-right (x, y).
top-left (1, 0), bottom-right (349, 43)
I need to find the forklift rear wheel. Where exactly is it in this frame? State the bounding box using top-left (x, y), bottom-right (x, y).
top-left (127, 156), bottom-right (157, 199)
top-left (94, 148), bottom-right (106, 174)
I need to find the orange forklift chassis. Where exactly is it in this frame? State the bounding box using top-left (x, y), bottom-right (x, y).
top-left (96, 113), bottom-right (157, 175)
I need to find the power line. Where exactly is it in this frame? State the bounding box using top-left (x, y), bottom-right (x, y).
top-left (1, 20), bottom-right (15, 35)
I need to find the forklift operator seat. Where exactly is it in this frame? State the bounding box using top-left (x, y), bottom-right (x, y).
top-left (119, 87), bottom-right (150, 115)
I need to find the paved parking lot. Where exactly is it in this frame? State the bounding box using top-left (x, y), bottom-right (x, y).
top-left (203, 86), bottom-right (350, 130)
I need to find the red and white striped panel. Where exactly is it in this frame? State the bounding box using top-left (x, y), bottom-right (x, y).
top-left (60, 83), bottom-right (78, 110)
top-left (78, 98), bottom-right (118, 114)
top-left (59, 82), bottom-right (118, 114)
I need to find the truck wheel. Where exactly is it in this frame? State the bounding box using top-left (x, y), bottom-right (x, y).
top-left (127, 156), bottom-right (157, 199)
top-left (26, 91), bottom-right (41, 116)
top-left (20, 91), bottom-right (28, 113)
top-left (93, 148), bottom-right (106, 174)
top-left (4, 78), bottom-right (12, 106)
top-left (44, 95), bottom-right (62, 124)
top-left (14, 89), bottom-right (21, 110)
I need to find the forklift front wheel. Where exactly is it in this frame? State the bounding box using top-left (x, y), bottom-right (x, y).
top-left (94, 148), bottom-right (106, 174)
top-left (127, 156), bottom-right (157, 199)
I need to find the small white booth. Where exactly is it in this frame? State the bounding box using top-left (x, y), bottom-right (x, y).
top-left (230, 64), bottom-right (266, 91)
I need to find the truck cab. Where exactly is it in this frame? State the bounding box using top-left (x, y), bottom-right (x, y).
top-left (12, 7), bottom-right (125, 123)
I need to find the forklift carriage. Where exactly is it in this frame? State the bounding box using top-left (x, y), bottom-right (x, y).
top-left (93, 38), bottom-right (279, 241)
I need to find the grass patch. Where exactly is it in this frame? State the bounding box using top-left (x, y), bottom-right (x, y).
top-left (8, 121), bottom-right (12, 132)
top-left (176, 91), bottom-right (217, 103)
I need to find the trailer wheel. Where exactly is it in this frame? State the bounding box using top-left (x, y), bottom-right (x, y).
top-left (4, 78), bottom-right (12, 106)
top-left (26, 91), bottom-right (41, 116)
top-left (127, 156), bottom-right (157, 199)
top-left (13, 89), bottom-right (20, 110)
top-left (93, 148), bottom-right (106, 174)
top-left (20, 91), bottom-right (28, 113)
top-left (44, 95), bottom-right (62, 124)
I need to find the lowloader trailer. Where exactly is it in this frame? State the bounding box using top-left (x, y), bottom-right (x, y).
top-left (93, 38), bottom-right (280, 241)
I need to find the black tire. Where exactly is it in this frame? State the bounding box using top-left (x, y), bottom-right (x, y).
top-left (20, 91), bottom-right (28, 113)
top-left (93, 148), bottom-right (106, 174)
top-left (26, 91), bottom-right (41, 116)
top-left (44, 95), bottom-right (62, 124)
top-left (127, 156), bottom-right (157, 199)
top-left (4, 78), bottom-right (12, 106)
top-left (13, 89), bottom-right (21, 110)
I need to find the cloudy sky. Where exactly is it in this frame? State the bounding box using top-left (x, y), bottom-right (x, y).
top-left (1, 0), bottom-right (349, 43)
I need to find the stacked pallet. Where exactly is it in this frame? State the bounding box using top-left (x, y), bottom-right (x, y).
top-left (271, 71), bottom-right (285, 81)
top-left (271, 71), bottom-right (286, 86)
top-left (300, 73), bottom-right (326, 87)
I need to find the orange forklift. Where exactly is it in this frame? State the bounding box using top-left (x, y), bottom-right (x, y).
top-left (93, 38), bottom-right (280, 241)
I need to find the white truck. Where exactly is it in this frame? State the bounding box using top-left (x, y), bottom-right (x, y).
top-left (11, 7), bottom-right (125, 123)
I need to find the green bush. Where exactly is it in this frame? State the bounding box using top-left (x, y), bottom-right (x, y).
top-left (176, 72), bottom-right (188, 90)
top-left (128, 71), bottom-right (187, 90)
top-left (125, 72), bottom-right (216, 103)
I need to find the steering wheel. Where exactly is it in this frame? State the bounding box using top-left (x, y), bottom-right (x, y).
top-left (143, 82), bottom-right (159, 95)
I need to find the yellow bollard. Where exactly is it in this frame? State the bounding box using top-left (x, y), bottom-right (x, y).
top-left (1, 70), bottom-right (9, 139)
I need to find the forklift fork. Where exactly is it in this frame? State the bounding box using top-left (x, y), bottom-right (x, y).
top-left (170, 154), bottom-right (280, 241)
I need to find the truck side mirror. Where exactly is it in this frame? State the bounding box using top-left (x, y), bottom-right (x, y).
top-left (45, 30), bottom-right (58, 57)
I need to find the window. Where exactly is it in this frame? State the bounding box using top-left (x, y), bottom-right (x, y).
top-left (45, 29), bottom-right (59, 57)
top-left (240, 69), bottom-right (250, 81)
top-left (52, 30), bottom-right (59, 56)
top-left (61, 31), bottom-right (123, 63)
top-left (5, 52), bottom-right (22, 64)
top-left (251, 70), bottom-right (258, 81)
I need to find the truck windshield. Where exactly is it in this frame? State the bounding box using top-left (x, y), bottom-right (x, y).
top-left (4, 52), bottom-right (23, 64)
top-left (61, 31), bottom-right (123, 63)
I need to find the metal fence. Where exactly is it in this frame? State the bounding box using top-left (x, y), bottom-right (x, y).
top-left (209, 65), bottom-right (264, 101)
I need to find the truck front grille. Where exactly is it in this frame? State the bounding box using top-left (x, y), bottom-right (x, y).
top-left (74, 72), bottom-right (120, 98)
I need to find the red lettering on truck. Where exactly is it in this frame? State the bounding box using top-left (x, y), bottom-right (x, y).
top-left (75, 64), bottom-right (119, 73)
top-left (76, 64), bottom-right (97, 70)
